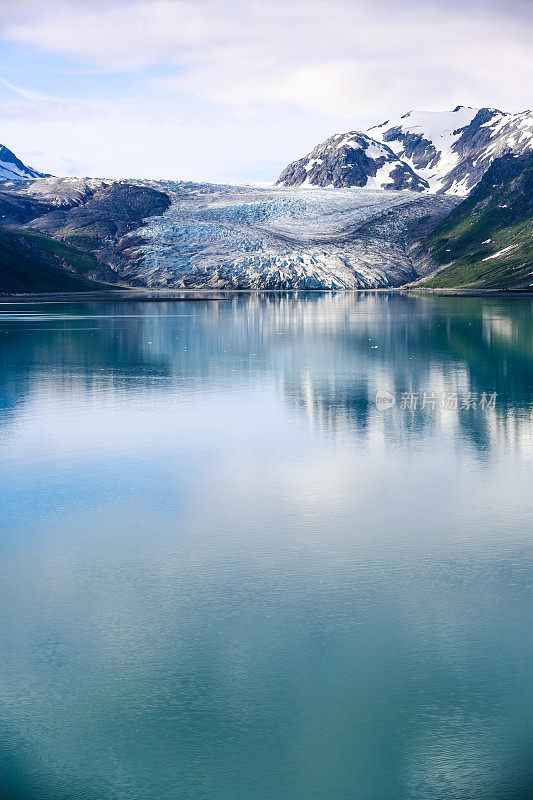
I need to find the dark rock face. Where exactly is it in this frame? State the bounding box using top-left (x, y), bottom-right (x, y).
top-left (379, 128), bottom-right (439, 172)
top-left (27, 182), bottom-right (171, 274)
top-left (276, 132), bottom-right (428, 191)
top-left (387, 164), bottom-right (426, 191)
top-left (0, 190), bottom-right (55, 225)
top-left (29, 182), bottom-right (171, 239)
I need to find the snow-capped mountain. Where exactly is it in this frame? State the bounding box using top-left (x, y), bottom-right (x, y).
top-left (371, 106), bottom-right (533, 195)
top-left (0, 144), bottom-right (46, 180)
top-left (276, 132), bottom-right (428, 191)
top-left (278, 107), bottom-right (533, 197)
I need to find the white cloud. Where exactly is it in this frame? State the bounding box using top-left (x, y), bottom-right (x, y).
top-left (1, 0), bottom-right (531, 113)
top-left (0, 0), bottom-right (531, 180)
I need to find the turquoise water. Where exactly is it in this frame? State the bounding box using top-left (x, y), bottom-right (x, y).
top-left (0, 292), bottom-right (532, 800)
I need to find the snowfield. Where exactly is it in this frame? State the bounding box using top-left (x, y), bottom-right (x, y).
top-left (120, 183), bottom-right (457, 290)
top-left (370, 107), bottom-right (480, 192)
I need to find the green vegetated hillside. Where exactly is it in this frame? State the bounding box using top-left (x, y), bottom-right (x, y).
top-left (418, 153), bottom-right (533, 289)
top-left (0, 229), bottom-right (105, 293)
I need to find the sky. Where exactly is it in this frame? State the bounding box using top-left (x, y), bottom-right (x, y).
top-left (0, 0), bottom-right (531, 183)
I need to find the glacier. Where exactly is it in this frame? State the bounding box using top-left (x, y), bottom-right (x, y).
top-left (117, 182), bottom-right (457, 290)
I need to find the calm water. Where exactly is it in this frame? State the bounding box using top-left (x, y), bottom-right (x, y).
top-left (0, 292), bottom-right (532, 800)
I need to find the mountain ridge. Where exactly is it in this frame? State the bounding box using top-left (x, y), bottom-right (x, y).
top-left (0, 144), bottom-right (48, 181)
top-left (278, 106), bottom-right (533, 197)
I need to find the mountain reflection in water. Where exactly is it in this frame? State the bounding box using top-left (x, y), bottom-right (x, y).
top-left (1, 292), bottom-right (532, 455)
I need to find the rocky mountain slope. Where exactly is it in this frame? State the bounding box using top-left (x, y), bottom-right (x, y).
top-left (278, 106), bottom-right (533, 196)
top-left (371, 106), bottom-right (533, 195)
top-left (0, 144), bottom-right (47, 180)
top-left (276, 132), bottom-right (427, 191)
top-left (26, 180), bottom-right (171, 271)
top-left (414, 152), bottom-right (533, 289)
top-left (0, 178), bottom-right (171, 292)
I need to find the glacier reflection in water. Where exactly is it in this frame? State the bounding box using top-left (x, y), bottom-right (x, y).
top-left (0, 292), bottom-right (532, 800)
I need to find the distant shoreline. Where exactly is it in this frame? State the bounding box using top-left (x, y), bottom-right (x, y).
top-left (1, 287), bottom-right (533, 303)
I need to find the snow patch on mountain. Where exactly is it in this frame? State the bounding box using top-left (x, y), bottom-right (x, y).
top-left (0, 145), bottom-right (46, 180)
top-left (370, 106), bottom-right (479, 191)
top-left (481, 110), bottom-right (533, 158)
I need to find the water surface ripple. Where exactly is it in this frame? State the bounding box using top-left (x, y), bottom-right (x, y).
top-left (0, 292), bottom-right (532, 800)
